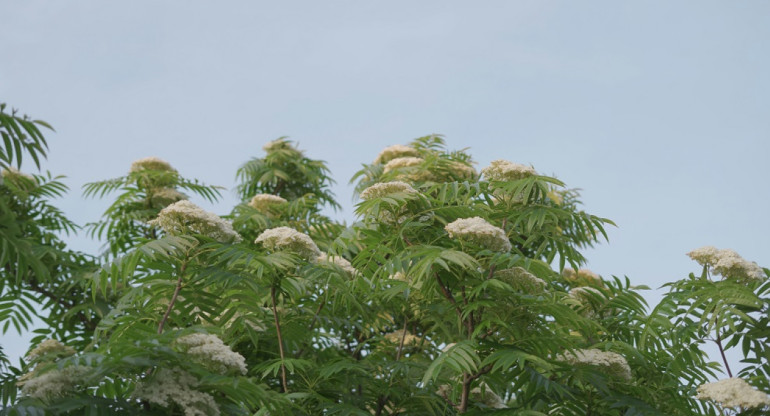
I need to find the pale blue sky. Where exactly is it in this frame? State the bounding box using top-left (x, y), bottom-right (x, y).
top-left (2, 1), bottom-right (769, 366)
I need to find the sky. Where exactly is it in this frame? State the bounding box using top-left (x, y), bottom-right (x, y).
top-left (2, 1), bottom-right (769, 367)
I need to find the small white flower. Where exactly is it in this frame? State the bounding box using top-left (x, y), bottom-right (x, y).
top-left (149, 200), bottom-right (242, 243)
top-left (255, 226), bottom-right (321, 260)
top-left (248, 194), bottom-right (288, 214)
top-left (176, 333), bottom-right (247, 375)
top-left (562, 268), bottom-right (603, 286)
top-left (696, 378), bottom-right (770, 408)
top-left (383, 329), bottom-right (419, 346)
top-left (687, 246), bottom-right (765, 281)
top-left (26, 339), bottom-right (75, 361)
top-left (373, 144), bottom-right (420, 165)
top-left (383, 157), bottom-right (423, 173)
top-left (133, 367), bottom-right (220, 416)
top-left (19, 365), bottom-right (90, 399)
top-left (316, 253), bottom-right (358, 276)
top-left (359, 181), bottom-right (417, 200)
top-left (129, 156), bottom-right (176, 173)
top-left (1, 167), bottom-right (35, 183)
top-left (496, 267), bottom-right (546, 293)
top-left (558, 349), bottom-right (632, 381)
top-left (445, 217), bottom-right (511, 252)
top-left (481, 160), bottom-right (536, 182)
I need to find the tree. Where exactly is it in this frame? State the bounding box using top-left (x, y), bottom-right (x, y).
top-left (0, 106), bottom-right (768, 415)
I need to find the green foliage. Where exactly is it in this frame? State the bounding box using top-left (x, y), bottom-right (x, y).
top-left (1, 113), bottom-right (768, 415)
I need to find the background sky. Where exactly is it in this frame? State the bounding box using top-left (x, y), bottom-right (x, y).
top-left (2, 1), bottom-right (769, 369)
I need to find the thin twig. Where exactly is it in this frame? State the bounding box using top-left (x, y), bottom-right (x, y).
top-left (157, 261), bottom-right (187, 334)
top-left (272, 286), bottom-right (289, 392)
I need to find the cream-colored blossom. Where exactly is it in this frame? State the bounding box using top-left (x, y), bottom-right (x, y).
top-left (248, 194), bottom-right (288, 214)
top-left (359, 181), bottom-right (417, 200)
top-left (388, 271), bottom-right (409, 282)
top-left (149, 200), bottom-right (241, 243)
top-left (496, 267), bottom-right (546, 293)
top-left (129, 156), bottom-right (176, 173)
top-left (26, 339), bottom-right (75, 361)
top-left (445, 217), bottom-right (511, 252)
top-left (687, 246), bottom-right (765, 281)
top-left (383, 329), bottom-right (419, 346)
top-left (481, 160), bottom-right (536, 182)
top-left (373, 144), bottom-right (420, 165)
top-left (448, 161), bottom-right (477, 181)
top-left (696, 378), bottom-right (770, 408)
top-left (255, 226), bottom-right (321, 260)
top-left (558, 349), bottom-right (632, 381)
top-left (1, 167), bottom-right (35, 183)
top-left (563, 268), bottom-right (603, 287)
top-left (568, 286), bottom-right (604, 303)
top-left (316, 253), bottom-right (358, 276)
top-left (151, 188), bottom-right (188, 205)
top-left (263, 138), bottom-right (297, 153)
top-left (176, 333), bottom-right (247, 375)
top-left (19, 365), bottom-right (90, 399)
top-left (133, 367), bottom-right (219, 416)
top-left (383, 157), bottom-right (423, 173)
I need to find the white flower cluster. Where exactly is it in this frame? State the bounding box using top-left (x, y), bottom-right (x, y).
top-left (445, 217), bottom-right (512, 252)
top-left (1, 167), bottom-right (35, 183)
top-left (568, 286), bottom-right (604, 303)
top-left (359, 181), bottom-right (417, 200)
top-left (151, 188), bottom-right (188, 205)
top-left (176, 333), bottom-right (247, 375)
top-left (129, 156), bottom-right (176, 173)
top-left (255, 226), bottom-right (321, 260)
top-left (383, 329), bottom-right (419, 346)
top-left (249, 194), bottom-right (288, 214)
top-left (696, 377), bottom-right (770, 408)
top-left (496, 267), bottom-right (546, 293)
top-left (481, 159), bottom-right (536, 182)
top-left (388, 271), bottom-right (409, 282)
top-left (263, 138), bottom-right (296, 153)
top-left (19, 365), bottom-right (90, 399)
top-left (383, 157), bottom-right (423, 173)
top-left (316, 253), bottom-right (358, 276)
top-left (373, 144), bottom-right (421, 165)
top-left (562, 268), bottom-right (603, 286)
top-left (26, 339), bottom-right (75, 361)
top-left (558, 349), bottom-right (632, 381)
top-left (687, 246), bottom-right (765, 281)
top-left (133, 367), bottom-right (219, 416)
top-left (149, 200), bottom-right (242, 243)
top-left (448, 161), bottom-right (477, 181)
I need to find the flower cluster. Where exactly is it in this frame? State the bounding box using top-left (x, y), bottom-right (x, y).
top-left (133, 367), bottom-right (219, 416)
top-left (696, 378), bottom-right (770, 408)
top-left (388, 271), bottom-right (409, 282)
top-left (150, 188), bottom-right (188, 206)
top-left (175, 333), bottom-right (248, 375)
top-left (445, 217), bottom-right (512, 252)
top-left (383, 329), bottom-right (419, 346)
top-left (19, 365), bottom-right (90, 399)
top-left (383, 157), bottom-right (423, 173)
top-left (263, 138), bottom-right (297, 153)
top-left (481, 159), bottom-right (536, 182)
top-left (496, 267), bottom-right (547, 293)
top-left (26, 339), bottom-right (76, 361)
top-left (373, 144), bottom-right (420, 165)
top-left (316, 253), bottom-right (358, 276)
top-left (447, 161), bottom-right (477, 181)
top-left (687, 246), bottom-right (765, 281)
top-left (359, 181), bottom-right (417, 200)
top-left (562, 268), bottom-right (603, 287)
top-left (129, 156), bottom-right (176, 173)
top-left (249, 194), bottom-right (288, 214)
top-left (255, 226), bottom-right (321, 260)
top-left (149, 200), bottom-right (242, 243)
top-left (558, 349), bottom-right (632, 381)
top-left (1, 167), bottom-right (35, 183)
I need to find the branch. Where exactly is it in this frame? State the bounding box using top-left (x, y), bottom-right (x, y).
top-left (272, 286), bottom-right (289, 392)
top-left (157, 261), bottom-right (187, 334)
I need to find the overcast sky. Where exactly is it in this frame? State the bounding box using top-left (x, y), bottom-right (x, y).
top-left (2, 1), bottom-right (769, 365)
